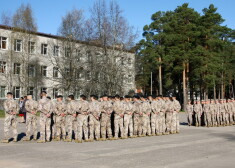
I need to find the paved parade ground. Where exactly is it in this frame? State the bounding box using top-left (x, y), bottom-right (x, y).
top-left (0, 113), bottom-right (235, 168)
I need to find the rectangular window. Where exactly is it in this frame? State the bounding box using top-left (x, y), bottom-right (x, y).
top-left (41, 66), bottom-right (47, 77)
top-left (54, 46), bottom-right (59, 56)
top-left (0, 61), bottom-right (6, 73)
top-left (41, 87), bottom-right (47, 93)
top-left (87, 51), bottom-right (92, 62)
top-left (127, 75), bottom-right (132, 84)
top-left (28, 87), bottom-right (34, 98)
top-left (14, 87), bottom-right (20, 99)
top-left (28, 41), bottom-right (36, 54)
top-left (41, 44), bottom-right (48, 55)
top-left (76, 68), bottom-right (84, 79)
top-left (14, 63), bottom-right (21, 75)
top-left (53, 67), bottom-right (59, 78)
top-left (28, 65), bottom-right (36, 77)
top-left (53, 88), bottom-right (58, 99)
top-left (0, 86), bottom-right (6, 98)
top-left (86, 71), bottom-right (91, 81)
top-left (14, 39), bottom-right (22, 52)
top-left (0, 37), bottom-right (7, 50)
top-left (65, 47), bottom-right (71, 57)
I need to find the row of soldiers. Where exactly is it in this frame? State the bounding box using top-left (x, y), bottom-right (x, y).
top-left (186, 99), bottom-right (235, 127)
top-left (1, 91), bottom-right (181, 143)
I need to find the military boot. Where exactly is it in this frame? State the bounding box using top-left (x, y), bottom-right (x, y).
top-left (13, 138), bottom-right (17, 142)
top-left (23, 136), bottom-right (31, 141)
top-left (37, 139), bottom-right (46, 143)
top-left (1, 139), bottom-right (9, 143)
top-left (112, 137), bottom-right (118, 140)
top-left (74, 139), bottom-right (82, 143)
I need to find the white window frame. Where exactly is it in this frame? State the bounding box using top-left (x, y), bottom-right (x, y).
top-left (0, 86), bottom-right (6, 98)
top-left (28, 41), bottom-right (36, 54)
top-left (14, 39), bottom-right (23, 52)
top-left (14, 63), bottom-right (21, 75)
top-left (41, 66), bottom-right (47, 77)
top-left (14, 86), bottom-right (20, 99)
top-left (28, 64), bottom-right (36, 77)
top-left (41, 44), bottom-right (48, 55)
top-left (28, 87), bottom-right (34, 98)
top-left (53, 67), bottom-right (59, 78)
top-left (65, 47), bottom-right (71, 57)
top-left (0, 61), bottom-right (6, 73)
top-left (54, 46), bottom-right (59, 56)
top-left (0, 36), bottom-right (7, 50)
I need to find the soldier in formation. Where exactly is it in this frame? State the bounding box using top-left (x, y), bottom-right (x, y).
top-left (1, 92), bottom-right (181, 143)
top-left (186, 99), bottom-right (235, 127)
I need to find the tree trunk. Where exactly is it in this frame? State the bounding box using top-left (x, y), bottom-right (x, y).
top-left (183, 63), bottom-right (187, 111)
top-left (158, 57), bottom-right (163, 95)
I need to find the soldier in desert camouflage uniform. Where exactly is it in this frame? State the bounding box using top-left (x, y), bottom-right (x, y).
top-left (23, 94), bottom-right (38, 141)
top-left (123, 95), bottom-right (134, 138)
top-left (88, 95), bottom-right (101, 141)
top-left (220, 100), bottom-right (226, 126)
top-left (139, 96), bottom-right (151, 136)
top-left (100, 95), bottom-right (113, 140)
top-left (76, 95), bottom-right (89, 143)
top-left (1, 92), bottom-right (19, 143)
top-left (133, 95), bottom-right (141, 138)
top-left (203, 100), bottom-right (211, 127)
top-left (53, 95), bottom-right (67, 141)
top-left (194, 101), bottom-right (202, 127)
top-left (186, 101), bottom-right (193, 126)
top-left (149, 96), bottom-right (159, 135)
top-left (37, 92), bottom-right (53, 143)
top-left (113, 95), bottom-right (125, 140)
top-left (159, 97), bottom-right (166, 135)
top-left (172, 97), bottom-right (181, 133)
top-left (210, 100), bottom-right (216, 127)
top-left (65, 95), bottom-right (78, 142)
top-left (165, 97), bottom-right (174, 134)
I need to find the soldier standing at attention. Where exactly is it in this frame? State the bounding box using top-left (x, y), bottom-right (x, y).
top-left (88, 95), bottom-right (101, 141)
top-left (186, 101), bottom-right (193, 126)
top-left (159, 97), bottom-right (166, 135)
top-left (123, 95), bottom-right (134, 138)
top-left (132, 95), bottom-right (141, 138)
top-left (1, 92), bottom-right (19, 143)
top-left (65, 95), bottom-right (78, 142)
top-left (113, 95), bottom-right (125, 140)
top-left (23, 94), bottom-right (38, 141)
top-left (76, 95), bottom-right (89, 143)
top-left (172, 97), bottom-right (181, 133)
top-left (203, 100), bottom-right (210, 127)
top-left (37, 92), bottom-right (53, 143)
top-left (165, 97), bottom-right (174, 134)
top-left (194, 100), bottom-right (203, 127)
top-left (100, 95), bottom-right (113, 140)
top-left (140, 96), bottom-right (151, 136)
top-left (53, 95), bottom-right (67, 141)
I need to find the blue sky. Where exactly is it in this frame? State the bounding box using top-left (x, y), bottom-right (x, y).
top-left (1, 0), bottom-right (234, 41)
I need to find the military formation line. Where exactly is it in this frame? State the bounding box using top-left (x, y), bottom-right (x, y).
top-left (2, 92), bottom-right (181, 143)
top-left (186, 99), bottom-right (235, 127)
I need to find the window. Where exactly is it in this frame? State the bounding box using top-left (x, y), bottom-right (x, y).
top-left (53, 67), bottom-right (59, 78)
top-left (14, 39), bottom-right (23, 52)
top-left (0, 37), bottom-right (7, 50)
top-left (75, 90), bottom-right (81, 100)
top-left (86, 71), bottom-right (91, 81)
top-left (54, 46), bottom-right (59, 56)
top-left (41, 87), bottom-right (47, 93)
top-left (128, 58), bottom-right (132, 65)
top-left (76, 68), bottom-right (84, 79)
top-left (76, 49), bottom-right (82, 62)
top-left (41, 66), bottom-right (47, 77)
top-left (14, 63), bottom-right (21, 75)
top-left (0, 61), bottom-right (6, 73)
top-left (87, 51), bottom-right (92, 62)
top-left (41, 44), bottom-right (48, 55)
top-left (28, 87), bottom-right (34, 98)
top-left (28, 65), bottom-right (36, 77)
top-left (65, 47), bottom-right (71, 57)
top-left (127, 75), bottom-right (132, 84)
top-left (53, 88), bottom-right (58, 99)
top-left (14, 87), bottom-right (20, 99)
top-left (28, 41), bottom-right (36, 54)
top-left (0, 86), bottom-right (6, 98)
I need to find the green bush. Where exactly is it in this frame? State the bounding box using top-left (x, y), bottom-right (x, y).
top-left (0, 110), bottom-right (5, 118)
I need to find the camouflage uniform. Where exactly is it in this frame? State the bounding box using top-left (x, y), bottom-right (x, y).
top-left (88, 100), bottom-right (101, 140)
top-left (159, 99), bottom-right (166, 134)
top-left (38, 97), bottom-right (53, 142)
top-left (228, 102), bottom-right (234, 125)
top-left (186, 104), bottom-right (193, 126)
top-left (3, 98), bottom-right (19, 142)
top-left (53, 101), bottom-right (67, 140)
top-left (150, 100), bottom-right (160, 135)
top-left (123, 101), bottom-right (134, 138)
top-left (203, 103), bottom-right (211, 127)
top-left (224, 102), bottom-right (230, 126)
top-left (133, 101), bottom-right (141, 137)
top-left (139, 101), bottom-right (151, 136)
top-left (76, 100), bottom-right (89, 142)
top-left (25, 99), bottom-right (38, 140)
top-left (210, 103), bottom-right (216, 127)
top-left (215, 102), bottom-right (221, 126)
top-left (100, 100), bottom-right (113, 139)
top-left (194, 103), bottom-right (203, 127)
top-left (113, 100), bottom-right (125, 139)
top-left (220, 103), bottom-right (226, 126)
top-left (66, 100), bottom-right (78, 141)
top-left (165, 100), bottom-right (174, 134)
top-left (173, 99), bottom-right (181, 133)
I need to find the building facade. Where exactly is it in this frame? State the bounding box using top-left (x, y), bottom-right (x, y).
top-left (0, 25), bottom-right (136, 102)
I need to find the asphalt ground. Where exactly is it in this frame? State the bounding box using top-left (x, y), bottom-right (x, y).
top-left (0, 113), bottom-right (235, 168)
